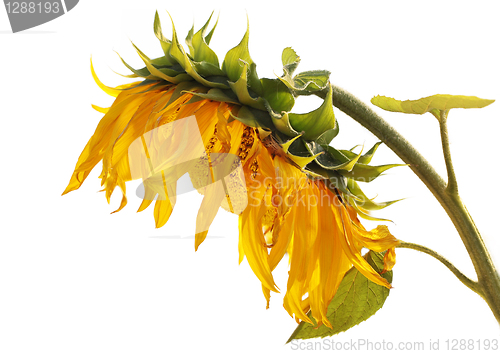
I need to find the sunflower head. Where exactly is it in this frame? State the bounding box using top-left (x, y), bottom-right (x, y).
top-left (63, 11), bottom-right (402, 329)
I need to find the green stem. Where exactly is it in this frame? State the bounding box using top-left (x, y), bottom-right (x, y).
top-left (318, 85), bottom-right (500, 325)
top-left (438, 110), bottom-right (459, 195)
top-left (396, 241), bottom-right (481, 296)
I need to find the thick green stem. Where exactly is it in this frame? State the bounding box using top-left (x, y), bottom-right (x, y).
top-left (396, 241), bottom-right (481, 296)
top-left (318, 85), bottom-right (500, 325)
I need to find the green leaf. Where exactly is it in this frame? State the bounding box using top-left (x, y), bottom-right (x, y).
top-left (287, 251), bottom-right (392, 343)
top-left (288, 83), bottom-right (336, 140)
top-left (339, 163), bottom-right (406, 182)
top-left (221, 17), bottom-right (262, 95)
top-left (282, 47), bottom-right (301, 76)
top-left (371, 94), bottom-right (495, 116)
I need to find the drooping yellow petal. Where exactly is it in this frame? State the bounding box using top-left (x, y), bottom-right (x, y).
top-left (334, 198), bottom-right (391, 289)
top-left (351, 224), bottom-right (400, 253)
top-left (194, 180), bottom-right (225, 251)
top-left (91, 104), bottom-right (110, 114)
top-left (90, 57), bottom-right (136, 97)
top-left (238, 190), bottom-right (279, 294)
top-left (153, 171), bottom-right (177, 228)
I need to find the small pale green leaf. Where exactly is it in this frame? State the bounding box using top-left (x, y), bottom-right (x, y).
top-left (288, 83), bottom-right (336, 140)
top-left (371, 94), bottom-right (495, 115)
top-left (287, 251), bottom-right (393, 343)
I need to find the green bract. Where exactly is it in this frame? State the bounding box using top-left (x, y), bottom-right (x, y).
top-left (113, 11), bottom-right (404, 217)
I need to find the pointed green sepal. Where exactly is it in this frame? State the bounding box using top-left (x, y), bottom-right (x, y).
top-left (261, 78), bottom-right (295, 114)
top-left (270, 111), bottom-right (300, 137)
top-left (339, 163), bottom-right (406, 182)
top-left (321, 145), bottom-right (363, 171)
top-left (191, 12), bottom-right (220, 67)
top-left (315, 125), bottom-right (339, 146)
top-left (340, 142), bottom-right (383, 165)
top-left (168, 15), bottom-right (228, 89)
top-left (185, 24), bottom-right (195, 56)
top-left (131, 43), bottom-right (192, 84)
top-left (281, 133), bottom-right (304, 154)
top-left (345, 196), bottom-right (393, 222)
top-left (228, 62), bottom-right (267, 110)
top-left (347, 179), bottom-right (402, 211)
top-left (153, 11), bottom-right (177, 66)
top-left (288, 83), bottom-right (336, 140)
top-left (221, 16), bottom-right (262, 95)
top-left (204, 13), bottom-right (218, 45)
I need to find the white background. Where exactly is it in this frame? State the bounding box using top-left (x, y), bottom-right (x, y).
top-left (1, 1), bottom-right (499, 353)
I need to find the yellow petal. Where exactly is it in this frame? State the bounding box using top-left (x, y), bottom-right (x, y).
top-left (238, 193), bottom-right (279, 293)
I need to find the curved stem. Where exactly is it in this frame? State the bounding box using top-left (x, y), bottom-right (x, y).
top-left (317, 85), bottom-right (500, 325)
top-left (438, 110), bottom-right (459, 195)
top-left (396, 241), bottom-right (481, 296)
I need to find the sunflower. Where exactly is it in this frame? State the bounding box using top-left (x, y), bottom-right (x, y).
top-left (63, 12), bottom-right (402, 328)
